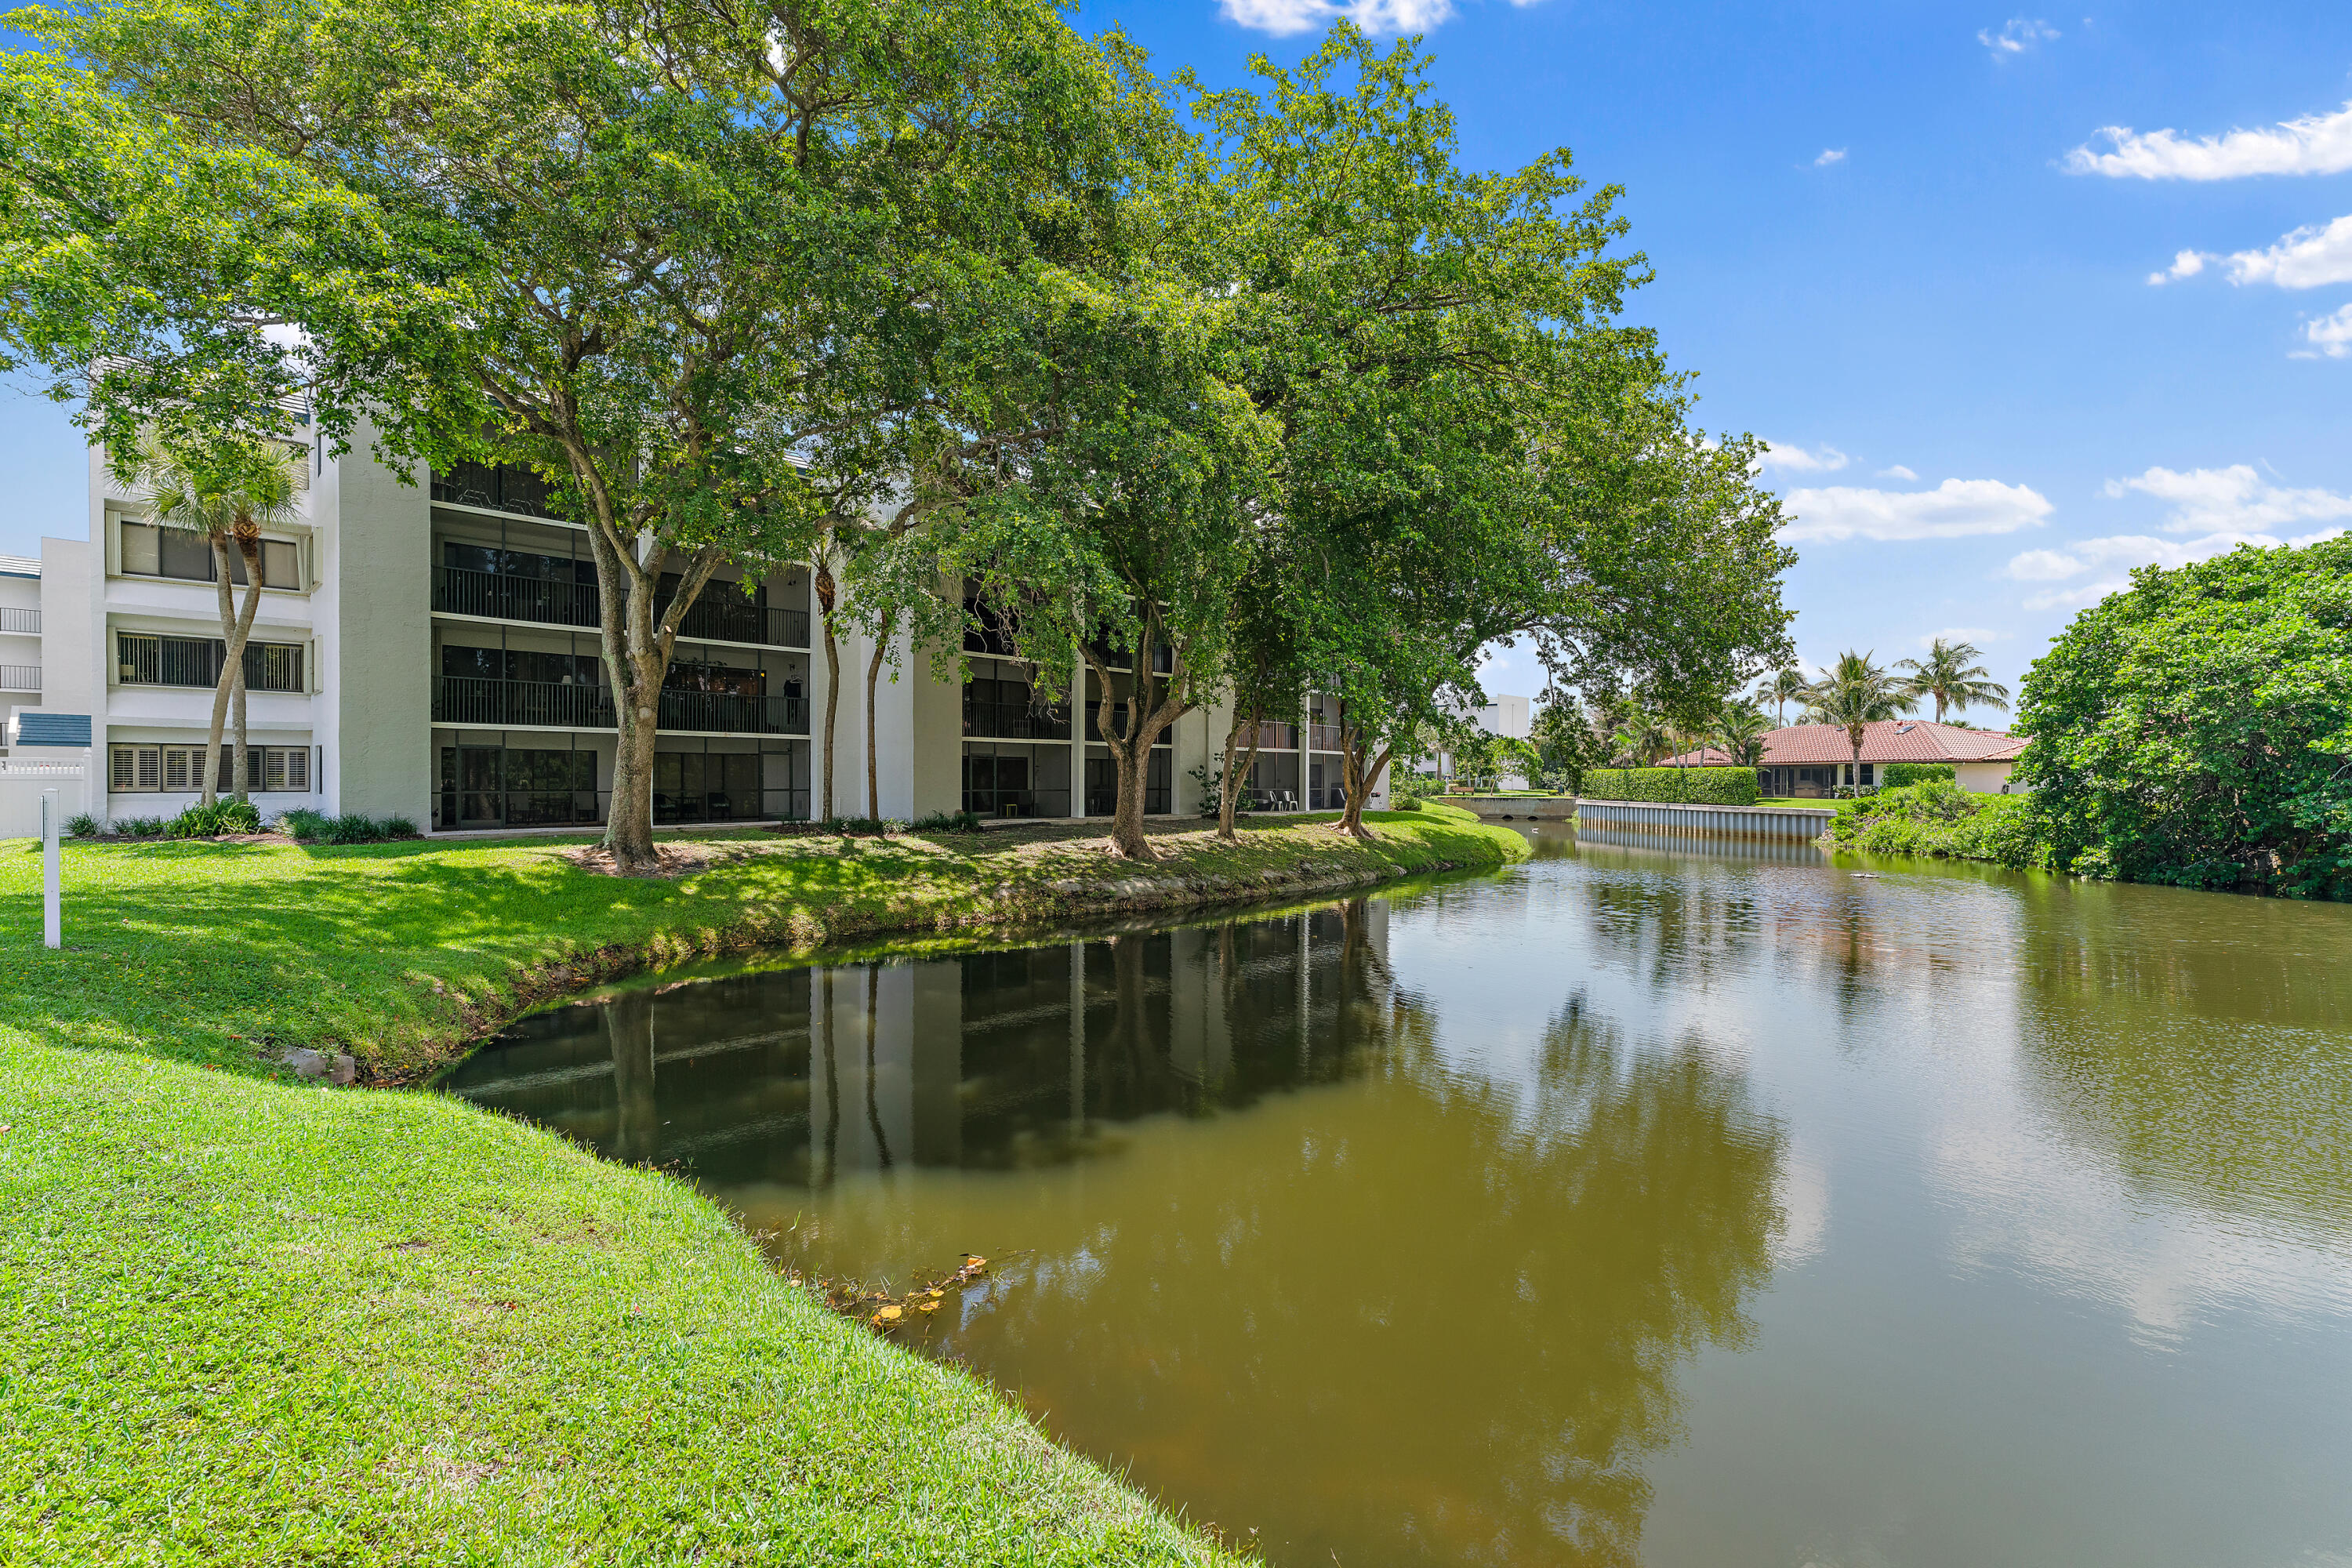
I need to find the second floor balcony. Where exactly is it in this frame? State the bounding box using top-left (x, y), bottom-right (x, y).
top-left (432, 677), bottom-right (808, 736)
top-left (432, 564), bottom-right (811, 648)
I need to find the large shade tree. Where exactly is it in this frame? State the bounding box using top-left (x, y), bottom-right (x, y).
top-left (13, 0), bottom-right (1124, 867)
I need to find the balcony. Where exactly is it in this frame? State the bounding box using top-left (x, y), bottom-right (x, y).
top-left (0, 664), bottom-right (38, 691)
top-left (1307, 722), bottom-right (1346, 752)
top-left (433, 677), bottom-right (808, 735)
top-left (964, 695), bottom-right (1071, 741)
top-left (432, 564), bottom-right (809, 648)
top-left (0, 608), bottom-right (38, 634)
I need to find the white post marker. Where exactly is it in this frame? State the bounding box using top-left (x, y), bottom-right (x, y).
top-left (41, 787), bottom-right (60, 949)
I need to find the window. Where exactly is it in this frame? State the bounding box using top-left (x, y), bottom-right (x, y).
top-left (430, 461), bottom-right (557, 519)
top-left (111, 744), bottom-right (311, 793)
top-left (120, 522), bottom-right (300, 589)
top-left (118, 632), bottom-right (306, 692)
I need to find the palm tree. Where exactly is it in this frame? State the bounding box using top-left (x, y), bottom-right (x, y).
top-left (1713, 700), bottom-right (1771, 768)
top-left (114, 431), bottom-right (303, 805)
top-left (1614, 710), bottom-right (1672, 767)
top-left (1895, 637), bottom-right (2011, 723)
top-left (1760, 666), bottom-right (1807, 726)
top-left (1803, 651), bottom-right (1917, 790)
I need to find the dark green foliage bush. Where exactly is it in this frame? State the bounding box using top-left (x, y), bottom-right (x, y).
top-left (1390, 771), bottom-right (1444, 803)
top-left (110, 815), bottom-right (169, 838)
top-left (1580, 766), bottom-right (1760, 806)
top-left (167, 800), bottom-right (263, 838)
top-left (1828, 782), bottom-right (2048, 866)
top-left (2016, 538), bottom-right (2352, 898)
top-left (280, 808), bottom-right (422, 844)
top-left (66, 813), bottom-right (100, 840)
top-left (1390, 796), bottom-right (1423, 813)
top-left (1880, 763), bottom-right (1956, 787)
top-left (910, 809), bottom-right (985, 833)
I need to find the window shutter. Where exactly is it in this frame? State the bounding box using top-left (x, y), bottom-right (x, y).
top-left (162, 747), bottom-right (193, 793)
top-left (264, 750), bottom-right (288, 792)
top-left (284, 747), bottom-right (310, 791)
top-left (110, 746), bottom-right (137, 791)
top-left (136, 747), bottom-right (161, 790)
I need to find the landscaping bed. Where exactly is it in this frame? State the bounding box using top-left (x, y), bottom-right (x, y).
top-left (0, 805), bottom-right (1521, 1564)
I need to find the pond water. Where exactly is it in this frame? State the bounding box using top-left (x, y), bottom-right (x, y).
top-left (444, 826), bottom-right (2352, 1567)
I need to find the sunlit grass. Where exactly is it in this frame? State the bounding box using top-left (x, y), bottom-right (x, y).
top-left (0, 805), bottom-right (1517, 1564)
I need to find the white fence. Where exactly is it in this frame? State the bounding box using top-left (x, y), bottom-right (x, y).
top-left (0, 757), bottom-right (90, 839)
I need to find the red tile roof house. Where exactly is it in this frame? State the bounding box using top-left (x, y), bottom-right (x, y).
top-left (1664, 720), bottom-right (2028, 798)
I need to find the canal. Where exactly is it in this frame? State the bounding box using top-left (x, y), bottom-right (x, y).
top-left (443, 824), bottom-right (2352, 1566)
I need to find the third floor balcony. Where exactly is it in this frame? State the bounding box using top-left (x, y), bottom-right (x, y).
top-left (432, 563), bottom-right (810, 648)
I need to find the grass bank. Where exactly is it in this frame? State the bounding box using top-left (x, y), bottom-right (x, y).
top-left (0, 804), bottom-right (1523, 1083)
top-left (0, 805), bottom-right (1520, 1565)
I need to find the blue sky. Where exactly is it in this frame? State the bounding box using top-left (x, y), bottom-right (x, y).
top-left (5, 1), bottom-right (2349, 717)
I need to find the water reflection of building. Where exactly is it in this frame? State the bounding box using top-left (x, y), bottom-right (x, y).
top-left (445, 900), bottom-right (1396, 1188)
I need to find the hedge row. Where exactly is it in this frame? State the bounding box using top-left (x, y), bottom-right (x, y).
top-left (1580, 767), bottom-right (1760, 806)
top-left (1880, 763), bottom-right (1957, 787)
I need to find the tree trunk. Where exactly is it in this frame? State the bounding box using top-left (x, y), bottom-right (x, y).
top-left (865, 610), bottom-right (895, 822)
top-left (227, 531), bottom-right (266, 805)
top-left (199, 535), bottom-right (238, 808)
top-left (587, 533), bottom-right (722, 873)
top-left (1334, 729), bottom-right (1394, 840)
top-left (1849, 726), bottom-right (1864, 793)
top-left (1215, 705), bottom-right (1261, 843)
top-left (1087, 638), bottom-right (1184, 862)
top-left (815, 555), bottom-right (840, 822)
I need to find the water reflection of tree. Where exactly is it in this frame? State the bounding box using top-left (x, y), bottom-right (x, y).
top-left (944, 991), bottom-right (1783, 1568)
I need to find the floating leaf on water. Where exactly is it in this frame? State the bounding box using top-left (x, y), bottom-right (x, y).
top-left (873, 1305), bottom-right (903, 1325)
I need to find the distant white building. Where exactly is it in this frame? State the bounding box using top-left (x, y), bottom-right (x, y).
top-left (1414, 691), bottom-right (1534, 790)
top-left (5, 418), bottom-right (1387, 829)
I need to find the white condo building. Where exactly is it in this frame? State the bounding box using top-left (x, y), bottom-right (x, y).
top-left (9, 419), bottom-right (1383, 831)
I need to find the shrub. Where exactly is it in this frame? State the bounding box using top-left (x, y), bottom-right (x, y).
top-left (281, 809), bottom-right (422, 844)
top-left (66, 813), bottom-right (100, 840)
top-left (1828, 782), bottom-right (2049, 867)
top-left (167, 800), bottom-right (263, 838)
top-left (910, 809), bottom-right (985, 833)
top-left (1580, 767), bottom-right (1760, 807)
top-left (111, 815), bottom-right (169, 838)
top-left (1390, 771), bottom-right (1444, 804)
top-left (278, 808), bottom-right (332, 840)
top-left (820, 816), bottom-right (898, 837)
top-left (1881, 763), bottom-right (1956, 788)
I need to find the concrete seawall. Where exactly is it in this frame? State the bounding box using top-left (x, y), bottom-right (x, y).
top-left (1572, 798), bottom-right (1835, 843)
top-left (1450, 795), bottom-right (1835, 844)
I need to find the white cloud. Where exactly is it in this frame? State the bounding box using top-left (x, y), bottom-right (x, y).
top-left (1219, 0), bottom-right (1455, 34)
top-left (1979, 17), bottom-right (2057, 56)
top-left (2067, 98), bottom-right (2352, 180)
top-left (1778, 477), bottom-right (2053, 543)
top-left (2101, 463), bottom-right (2352, 534)
top-left (1757, 440), bottom-right (1849, 475)
top-left (2006, 465), bottom-right (2352, 605)
top-left (2210, 214), bottom-right (2352, 290)
top-left (2147, 249), bottom-right (2205, 285)
top-left (1814, 147), bottom-right (1847, 167)
top-left (1922, 627), bottom-right (2001, 647)
top-left (2301, 303), bottom-right (2352, 359)
top-left (1877, 464), bottom-right (1919, 481)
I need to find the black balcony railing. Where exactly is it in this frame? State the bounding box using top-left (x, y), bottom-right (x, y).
top-left (1306, 723), bottom-right (1346, 752)
top-left (434, 565), bottom-right (599, 628)
top-left (662, 593), bottom-right (810, 649)
top-left (434, 564), bottom-right (809, 647)
top-left (964, 696), bottom-right (1071, 741)
top-left (433, 678), bottom-right (808, 736)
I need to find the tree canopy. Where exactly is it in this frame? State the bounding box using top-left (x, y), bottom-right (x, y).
top-left (2015, 539), bottom-right (2352, 898)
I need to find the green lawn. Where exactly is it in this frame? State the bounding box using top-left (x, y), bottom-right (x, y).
top-left (0, 806), bottom-right (1521, 1082)
top-left (0, 806), bottom-right (1523, 1565)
